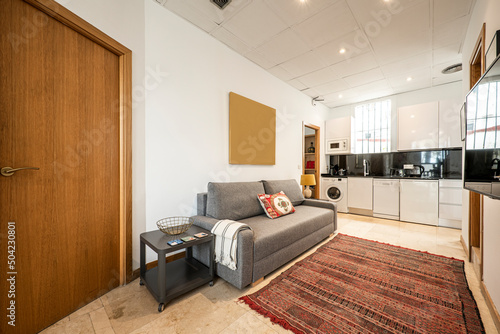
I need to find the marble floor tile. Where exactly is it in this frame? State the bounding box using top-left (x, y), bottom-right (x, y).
top-left (41, 214), bottom-right (498, 334)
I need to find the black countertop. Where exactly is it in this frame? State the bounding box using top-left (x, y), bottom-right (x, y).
top-left (321, 173), bottom-right (460, 180)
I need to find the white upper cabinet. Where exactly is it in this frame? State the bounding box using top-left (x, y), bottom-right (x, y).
top-left (398, 102), bottom-right (439, 151)
top-left (325, 117), bottom-right (352, 140)
top-left (438, 99), bottom-right (462, 148)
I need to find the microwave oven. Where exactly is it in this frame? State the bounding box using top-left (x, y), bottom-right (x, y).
top-left (326, 138), bottom-right (350, 154)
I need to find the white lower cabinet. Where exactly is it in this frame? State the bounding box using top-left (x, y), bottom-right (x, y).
top-left (347, 177), bottom-right (373, 212)
top-left (438, 179), bottom-right (462, 229)
top-left (400, 180), bottom-right (439, 226)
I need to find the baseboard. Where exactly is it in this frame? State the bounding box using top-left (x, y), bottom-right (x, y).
top-left (460, 234), bottom-right (469, 260)
top-left (130, 251), bottom-right (186, 281)
top-left (347, 208), bottom-right (373, 216)
top-left (480, 281), bottom-right (500, 331)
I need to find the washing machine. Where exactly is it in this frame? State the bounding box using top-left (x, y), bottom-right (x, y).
top-left (321, 177), bottom-right (348, 213)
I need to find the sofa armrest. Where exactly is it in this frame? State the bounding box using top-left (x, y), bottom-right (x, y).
top-left (302, 199), bottom-right (337, 231)
top-left (191, 215), bottom-right (219, 231)
top-left (191, 215), bottom-right (255, 289)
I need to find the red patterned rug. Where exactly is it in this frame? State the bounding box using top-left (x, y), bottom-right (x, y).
top-left (240, 234), bottom-right (485, 334)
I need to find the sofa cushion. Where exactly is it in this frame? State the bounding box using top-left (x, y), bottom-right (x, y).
top-left (206, 181), bottom-right (265, 220)
top-left (239, 205), bottom-right (334, 262)
top-left (257, 191), bottom-right (295, 219)
top-left (262, 179), bottom-right (305, 206)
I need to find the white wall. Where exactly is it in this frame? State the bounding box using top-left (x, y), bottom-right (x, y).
top-left (144, 2), bottom-right (329, 263)
top-left (461, 0), bottom-right (500, 314)
top-left (327, 82), bottom-right (462, 152)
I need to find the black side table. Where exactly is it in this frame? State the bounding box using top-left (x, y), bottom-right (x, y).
top-left (140, 225), bottom-right (214, 312)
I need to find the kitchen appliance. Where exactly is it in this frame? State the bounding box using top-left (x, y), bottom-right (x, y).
top-left (464, 53), bottom-right (500, 199)
top-left (326, 138), bottom-right (350, 154)
top-left (321, 177), bottom-right (348, 213)
top-left (400, 179), bottom-right (439, 225)
top-left (373, 179), bottom-right (400, 220)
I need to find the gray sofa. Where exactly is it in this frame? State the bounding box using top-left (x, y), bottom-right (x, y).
top-left (191, 179), bottom-right (337, 289)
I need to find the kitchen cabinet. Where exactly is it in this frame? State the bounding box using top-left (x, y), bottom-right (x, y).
top-left (438, 179), bottom-right (462, 229)
top-left (398, 102), bottom-right (439, 151)
top-left (325, 117), bottom-right (352, 140)
top-left (347, 177), bottom-right (373, 214)
top-left (400, 179), bottom-right (439, 225)
top-left (438, 100), bottom-right (462, 149)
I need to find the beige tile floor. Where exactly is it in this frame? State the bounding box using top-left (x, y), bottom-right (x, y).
top-left (42, 213), bottom-right (499, 334)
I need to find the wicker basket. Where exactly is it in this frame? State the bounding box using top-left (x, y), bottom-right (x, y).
top-left (156, 217), bottom-right (194, 235)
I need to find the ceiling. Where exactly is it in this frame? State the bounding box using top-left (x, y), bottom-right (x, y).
top-left (157, 0), bottom-right (474, 108)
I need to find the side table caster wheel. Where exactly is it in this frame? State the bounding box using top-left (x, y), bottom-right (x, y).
top-left (209, 281), bottom-right (214, 287)
top-left (139, 280), bottom-right (144, 286)
top-left (158, 303), bottom-right (165, 312)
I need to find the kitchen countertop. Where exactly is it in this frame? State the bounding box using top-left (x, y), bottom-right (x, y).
top-left (321, 174), bottom-right (459, 180)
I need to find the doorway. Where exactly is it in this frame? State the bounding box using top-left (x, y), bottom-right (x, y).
top-left (303, 123), bottom-right (320, 199)
top-left (468, 23), bottom-right (486, 280)
top-left (0, 0), bottom-right (132, 333)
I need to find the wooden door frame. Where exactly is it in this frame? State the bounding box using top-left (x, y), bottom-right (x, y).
top-left (468, 22), bottom-right (485, 279)
top-left (303, 123), bottom-right (321, 199)
top-left (23, 0), bottom-right (133, 285)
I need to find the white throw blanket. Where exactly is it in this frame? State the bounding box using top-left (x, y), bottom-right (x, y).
top-left (211, 219), bottom-right (251, 270)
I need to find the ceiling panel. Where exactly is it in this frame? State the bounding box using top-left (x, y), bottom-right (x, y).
top-left (361, 1), bottom-right (431, 46)
top-left (433, 16), bottom-right (469, 49)
top-left (211, 27), bottom-right (252, 54)
top-left (268, 65), bottom-right (294, 81)
top-left (287, 78), bottom-right (308, 91)
top-left (434, 0), bottom-right (473, 26)
top-left (433, 43), bottom-right (462, 65)
top-left (315, 30), bottom-right (372, 66)
top-left (264, 0), bottom-right (335, 26)
top-left (380, 51), bottom-right (432, 77)
top-left (244, 49), bottom-right (277, 69)
top-left (313, 79), bottom-right (350, 96)
top-left (255, 29), bottom-right (310, 64)
top-left (224, 0), bottom-right (288, 47)
top-left (280, 51), bottom-right (328, 78)
top-left (292, 1), bottom-right (358, 49)
top-left (344, 68), bottom-right (385, 88)
top-left (329, 52), bottom-right (379, 79)
top-left (387, 67), bottom-right (431, 89)
top-left (371, 29), bottom-right (432, 65)
top-left (297, 66), bottom-right (338, 88)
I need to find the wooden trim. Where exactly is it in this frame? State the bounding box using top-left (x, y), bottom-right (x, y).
top-left (23, 0), bottom-right (131, 55)
top-left (131, 252), bottom-right (186, 281)
top-left (251, 277), bottom-right (264, 287)
top-left (469, 23), bottom-right (486, 89)
top-left (23, 0), bottom-right (133, 286)
top-left (304, 123), bottom-right (321, 199)
top-left (460, 234), bottom-right (469, 260)
top-left (481, 281), bottom-right (500, 331)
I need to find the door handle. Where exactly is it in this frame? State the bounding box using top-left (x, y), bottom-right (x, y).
top-left (1, 166), bottom-right (40, 177)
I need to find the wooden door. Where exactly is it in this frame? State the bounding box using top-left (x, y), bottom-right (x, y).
top-left (0, 1), bottom-right (131, 332)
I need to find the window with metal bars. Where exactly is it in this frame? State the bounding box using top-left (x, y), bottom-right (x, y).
top-left (354, 100), bottom-right (391, 153)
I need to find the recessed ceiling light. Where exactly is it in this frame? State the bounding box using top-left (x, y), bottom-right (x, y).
top-left (338, 94), bottom-right (343, 98)
top-left (300, 0), bottom-right (307, 3)
top-left (410, 115), bottom-right (415, 118)
top-left (406, 77), bottom-right (412, 82)
top-left (339, 48), bottom-right (346, 54)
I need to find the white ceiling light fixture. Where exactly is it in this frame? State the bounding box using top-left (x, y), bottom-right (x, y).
top-left (339, 48), bottom-right (346, 54)
top-left (406, 77), bottom-right (413, 82)
top-left (441, 63), bottom-right (463, 74)
top-left (338, 94), bottom-right (343, 98)
top-left (312, 96), bottom-right (324, 106)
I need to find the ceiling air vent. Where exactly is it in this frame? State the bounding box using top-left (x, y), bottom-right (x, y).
top-left (210, 0), bottom-right (232, 10)
top-left (441, 63), bottom-right (462, 74)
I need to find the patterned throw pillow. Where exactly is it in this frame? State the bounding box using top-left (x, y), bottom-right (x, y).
top-left (257, 191), bottom-right (296, 219)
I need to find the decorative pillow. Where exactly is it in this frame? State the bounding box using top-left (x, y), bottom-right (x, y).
top-left (257, 191), bottom-right (296, 219)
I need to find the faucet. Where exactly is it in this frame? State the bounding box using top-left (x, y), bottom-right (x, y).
top-left (363, 159), bottom-right (370, 176)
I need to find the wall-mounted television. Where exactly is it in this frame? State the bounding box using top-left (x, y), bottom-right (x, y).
top-left (464, 53), bottom-right (500, 199)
